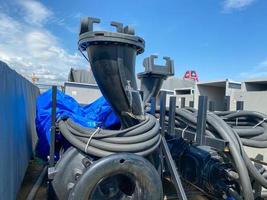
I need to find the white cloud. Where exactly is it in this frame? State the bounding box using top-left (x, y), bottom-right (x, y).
top-left (223, 0), bottom-right (256, 10)
top-left (18, 0), bottom-right (52, 25)
top-left (0, 1), bottom-right (87, 85)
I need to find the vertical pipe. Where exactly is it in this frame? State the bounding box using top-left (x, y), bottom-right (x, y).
top-left (168, 96), bottom-right (176, 137)
top-left (49, 86), bottom-right (57, 167)
top-left (196, 96), bottom-right (208, 145)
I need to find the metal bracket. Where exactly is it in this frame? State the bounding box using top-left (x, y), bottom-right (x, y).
top-left (110, 21), bottom-right (124, 33)
top-left (142, 55), bottom-right (174, 77)
top-left (111, 21), bottom-right (135, 35)
top-left (79, 17), bottom-right (100, 35)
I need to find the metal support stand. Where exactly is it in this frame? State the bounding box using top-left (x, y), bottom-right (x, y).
top-left (49, 86), bottom-right (57, 167)
top-left (168, 96), bottom-right (176, 137)
top-left (196, 96), bottom-right (208, 145)
top-left (47, 86), bottom-right (57, 199)
top-left (159, 91), bottom-right (167, 136)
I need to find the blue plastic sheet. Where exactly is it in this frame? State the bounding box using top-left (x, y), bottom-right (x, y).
top-left (35, 89), bottom-right (120, 159)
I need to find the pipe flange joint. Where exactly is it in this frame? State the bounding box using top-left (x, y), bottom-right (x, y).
top-left (78, 17), bottom-right (145, 54)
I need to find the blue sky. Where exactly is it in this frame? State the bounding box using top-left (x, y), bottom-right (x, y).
top-left (0, 0), bottom-right (266, 83)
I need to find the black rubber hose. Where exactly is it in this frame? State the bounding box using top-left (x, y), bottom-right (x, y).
top-left (233, 126), bottom-right (264, 137)
top-left (215, 111), bottom-right (267, 148)
top-left (58, 114), bottom-right (161, 157)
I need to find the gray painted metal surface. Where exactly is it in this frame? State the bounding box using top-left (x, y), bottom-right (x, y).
top-left (0, 61), bottom-right (40, 200)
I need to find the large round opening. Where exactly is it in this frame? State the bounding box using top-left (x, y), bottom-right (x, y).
top-left (89, 173), bottom-right (138, 200)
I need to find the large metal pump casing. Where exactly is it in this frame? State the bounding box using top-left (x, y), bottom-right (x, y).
top-left (51, 148), bottom-right (163, 200)
top-left (78, 17), bottom-right (145, 128)
top-left (138, 55), bottom-right (174, 104)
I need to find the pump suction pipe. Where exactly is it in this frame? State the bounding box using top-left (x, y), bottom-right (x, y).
top-left (78, 17), bottom-right (145, 128)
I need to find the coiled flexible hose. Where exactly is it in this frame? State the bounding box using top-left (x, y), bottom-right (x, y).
top-left (214, 110), bottom-right (267, 148)
top-left (58, 114), bottom-right (161, 157)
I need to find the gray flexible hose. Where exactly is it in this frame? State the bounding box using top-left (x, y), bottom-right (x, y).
top-left (206, 113), bottom-right (254, 200)
top-left (58, 114), bottom-right (161, 157)
top-left (214, 111), bottom-right (267, 147)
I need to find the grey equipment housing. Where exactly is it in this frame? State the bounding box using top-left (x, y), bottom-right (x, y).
top-left (138, 55), bottom-right (174, 104)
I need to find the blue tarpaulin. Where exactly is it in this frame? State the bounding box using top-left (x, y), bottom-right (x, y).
top-left (35, 89), bottom-right (120, 159)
